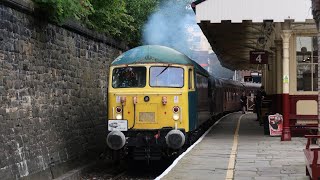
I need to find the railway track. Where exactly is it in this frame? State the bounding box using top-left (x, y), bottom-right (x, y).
top-left (82, 114), bottom-right (224, 180)
top-left (80, 159), bottom-right (170, 180)
top-left (80, 160), bottom-right (125, 180)
top-left (111, 170), bottom-right (126, 180)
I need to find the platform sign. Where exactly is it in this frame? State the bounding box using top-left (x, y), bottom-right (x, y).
top-left (250, 51), bottom-right (268, 64)
top-left (268, 114), bottom-right (283, 136)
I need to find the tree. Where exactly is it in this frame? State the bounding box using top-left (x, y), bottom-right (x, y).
top-left (33, 0), bottom-right (94, 23)
top-left (87, 0), bottom-right (134, 39)
top-left (124, 0), bottom-right (159, 47)
top-left (32, 0), bottom-right (160, 46)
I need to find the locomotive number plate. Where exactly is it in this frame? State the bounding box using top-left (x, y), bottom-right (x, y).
top-left (139, 112), bottom-right (155, 122)
top-left (108, 120), bottom-right (128, 131)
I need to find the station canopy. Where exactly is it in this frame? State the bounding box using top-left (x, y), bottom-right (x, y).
top-left (192, 0), bottom-right (313, 70)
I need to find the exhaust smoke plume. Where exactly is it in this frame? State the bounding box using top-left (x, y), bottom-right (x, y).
top-left (143, 0), bottom-right (234, 79)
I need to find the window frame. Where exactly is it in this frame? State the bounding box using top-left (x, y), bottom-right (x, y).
top-left (188, 68), bottom-right (195, 90)
top-left (149, 66), bottom-right (185, 88)
top-left (295, 35), bottom-right (318, 93)
top-left (111, 66), bottom-right (147, 88)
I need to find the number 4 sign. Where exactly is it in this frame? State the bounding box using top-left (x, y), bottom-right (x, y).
top-left (256, 54), bottom-right (262, 63)
top-left (250, 51), bottom-right (268, 64)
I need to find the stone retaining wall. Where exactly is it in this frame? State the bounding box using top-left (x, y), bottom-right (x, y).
top-left (0, 0), bottom-right (125, 179)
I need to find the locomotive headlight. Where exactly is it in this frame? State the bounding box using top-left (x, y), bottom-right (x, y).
top-left (173, 114), bottom-right (179, 121)
top-left (116, 114), bottom-right (122, 120)
top-left (173, 106), bottom-right (180, 113)
top-left (116, 106), bottom-right (122, 113)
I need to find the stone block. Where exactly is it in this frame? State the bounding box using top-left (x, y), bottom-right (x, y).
top-left (0, 166), bottom-right (13, 180)
top-left (0, 2), bottom-right (123, 179)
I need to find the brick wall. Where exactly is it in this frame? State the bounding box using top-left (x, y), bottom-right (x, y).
top-left (0, 1), bottom-right (125, 179)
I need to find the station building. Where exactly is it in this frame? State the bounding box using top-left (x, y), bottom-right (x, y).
top-left (192, 0), bottom-right (319, 140)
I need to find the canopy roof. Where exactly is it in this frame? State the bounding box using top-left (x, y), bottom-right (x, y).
top-left (192, 0), bottom-right (314, 70)
top-left (193, 0), bottom-right (312, 23)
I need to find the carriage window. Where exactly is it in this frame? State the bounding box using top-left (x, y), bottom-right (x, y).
top-left (296, 36), bottom-right (318, 91)
top-left (112, 67), bottom-right (146, 88)
top-left (150, 66), bottom-right (184, 87)
top-left (188, 69), bottom-right (194, 89)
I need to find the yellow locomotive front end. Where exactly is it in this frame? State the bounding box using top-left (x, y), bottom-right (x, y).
top-left (107, 63), bottom-right (191, 160)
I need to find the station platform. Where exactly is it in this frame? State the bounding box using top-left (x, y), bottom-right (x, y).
top-left (157, 112), bottom-right (309, 180)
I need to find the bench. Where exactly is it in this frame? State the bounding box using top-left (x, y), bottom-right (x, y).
top-left (290, 124), bottom-right (318, 136)
top-left (303, 135), bottom-right (320, 180)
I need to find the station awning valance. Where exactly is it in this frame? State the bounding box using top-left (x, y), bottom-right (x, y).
top-left (192, 0), bottom-right (314, 70)
top-left (194, 0), bottom-right (312, 23)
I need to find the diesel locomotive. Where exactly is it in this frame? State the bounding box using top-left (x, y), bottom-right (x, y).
top-left (106, 45), bottom-right (259, 161)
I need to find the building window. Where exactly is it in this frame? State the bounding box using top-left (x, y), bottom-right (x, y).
top-left (296, 36), bottom-right (318, 91)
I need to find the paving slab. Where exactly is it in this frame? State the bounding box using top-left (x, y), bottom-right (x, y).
top-left (158, 112), bottom-right (310, 180)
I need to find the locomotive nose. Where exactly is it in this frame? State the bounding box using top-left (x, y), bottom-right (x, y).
top-left (165, 130), bottom-right (185, 149)
top-left (106, 131), bottom-right (126, 150)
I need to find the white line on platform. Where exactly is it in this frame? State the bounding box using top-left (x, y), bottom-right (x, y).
top-left (154, 113), bottom-right (232, 180)
top-left (225, 114), bottom-right (244, 180)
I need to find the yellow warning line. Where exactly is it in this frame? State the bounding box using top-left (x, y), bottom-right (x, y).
top-left (225, 114), bottom-right (244, 180)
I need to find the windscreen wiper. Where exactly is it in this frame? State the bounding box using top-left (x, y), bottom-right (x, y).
top-left (156, 65), bottom-right (170, 77)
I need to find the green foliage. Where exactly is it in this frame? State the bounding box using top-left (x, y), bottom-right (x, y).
top-left (87, 0), bottom-right (134, 39)
top-left (32, 0), bottom-right (159, 46)
top-left (124, 0), bottom-right (159, 46)
top-left (33, 0), bottom-right (94, 23)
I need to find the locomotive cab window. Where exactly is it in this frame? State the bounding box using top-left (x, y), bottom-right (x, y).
top-left (150, 66), bottom-right (184, 87)
top-left (112, 67), bottom-right (146, 88)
